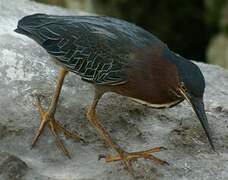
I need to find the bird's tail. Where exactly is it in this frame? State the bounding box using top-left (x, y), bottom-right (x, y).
top-left (15, 14), bottom-right (53, 44)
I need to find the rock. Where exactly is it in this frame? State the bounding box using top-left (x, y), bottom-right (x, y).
top-left (0, 0), bottom-right (228, 179)
top-left (0, 152), bottom-right (28, 180)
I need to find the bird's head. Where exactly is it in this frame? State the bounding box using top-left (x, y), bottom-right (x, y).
top-left (165, 50), bottom-right (214, 150)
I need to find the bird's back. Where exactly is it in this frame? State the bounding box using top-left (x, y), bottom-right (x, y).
top-left (16, 14), bottom-right (163, 48)
top-left (15, 14), bottom-right (165, 85)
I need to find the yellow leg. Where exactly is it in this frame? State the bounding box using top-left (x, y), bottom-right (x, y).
top-left (31, 68), bottom-right (84, 158)
top-left (86, 88), bottom-right (168, 172)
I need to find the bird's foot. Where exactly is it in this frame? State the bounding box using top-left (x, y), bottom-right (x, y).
top-left (99, 147), bottom-right (168, 172)
top-left (31, 95), bottom-right (84, 158)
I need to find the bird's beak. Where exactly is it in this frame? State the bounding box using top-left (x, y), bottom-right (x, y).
top-left (190, 96), bottom-right (215, 150)
top-left (179, 90), bottom-right (215, 151)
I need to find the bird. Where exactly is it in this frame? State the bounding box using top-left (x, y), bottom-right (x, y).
top-left (15, 13), bottom-right (214, 170)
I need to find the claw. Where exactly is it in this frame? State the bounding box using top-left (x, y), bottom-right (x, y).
top-left (98, 154), bottom-right (106, 161)
top-left (160, 146), bottom-right (167, 151)
top-left (144, 154), bottom-right (169, 165)
top-left (79, 138), bottom-right (87, 144)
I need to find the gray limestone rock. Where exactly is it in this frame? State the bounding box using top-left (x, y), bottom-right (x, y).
top-left (0, 0), bottom-right (228, 179)
top-left (0, 152), bottom-right (28, 180)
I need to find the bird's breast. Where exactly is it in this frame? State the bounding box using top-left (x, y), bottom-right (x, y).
top-left (112, 79), bottom-right (182, 108)
top-left (110, 47), bottom-right (183, 107)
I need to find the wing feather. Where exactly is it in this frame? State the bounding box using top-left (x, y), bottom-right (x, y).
top-left (16, 14), bottom-right (165, 85)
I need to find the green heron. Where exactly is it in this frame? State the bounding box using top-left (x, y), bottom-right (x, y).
top-left (15, 14), bottom-right (214, 170)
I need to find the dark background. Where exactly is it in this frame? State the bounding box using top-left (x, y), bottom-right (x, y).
top-left (35, 0), bottom-right (228, 63)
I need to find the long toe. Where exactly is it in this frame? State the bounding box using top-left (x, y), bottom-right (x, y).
top-left (31, 94), bottom-right (85, 157)
top-left (100, 146), bottom-right (168, 165)
top-left (31, 109), bottom-right (84, 157)
top-left (48, 120), bottom-right (71, 158)
top-left (48, 120), bottom-right (85, 157)
top-left (53, 120), bottom-right (85, 142)
top-left (31, 116), bottom-right (47, 148)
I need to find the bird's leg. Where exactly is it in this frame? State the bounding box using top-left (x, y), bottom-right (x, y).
top-left (86, 88), bottom-right (168, 172)
top-left (31, 68), bottom-right (84, 158)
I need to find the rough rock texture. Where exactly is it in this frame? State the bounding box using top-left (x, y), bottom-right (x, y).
top-left (0, 0), bottom-right (228, 179)
top-left (0, 152), bottom-right (28, 180)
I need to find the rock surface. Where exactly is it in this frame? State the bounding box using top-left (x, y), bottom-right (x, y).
top-left (0, 152), bottom-right (28, 180)
top-left (0, 0), bottom-right (228, 179)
